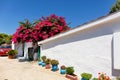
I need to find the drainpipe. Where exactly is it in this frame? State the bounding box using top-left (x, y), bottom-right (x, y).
top-left (38, 44), bottom-right (42, 59)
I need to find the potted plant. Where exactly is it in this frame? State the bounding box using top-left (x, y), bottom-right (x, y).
top-left (41, 56), bottom-right (46, 67)
top-left (45, 58), bottom-right (51, 69)
top-left (98, 72), bottom-right (110, 80)
top-left (66, 66), bottom-right (78, 80)
top-left (81, 72), bottom-right (92, 80)
top-left (60, 65), bottom-right (66, 74)
top-left (7, 50), bottom-right (18, 59)
top-left (51, 59), bottom-right (59, 71)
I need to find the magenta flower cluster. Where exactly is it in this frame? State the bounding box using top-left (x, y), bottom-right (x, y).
top-left (12, 14), bottom-right (70, 43)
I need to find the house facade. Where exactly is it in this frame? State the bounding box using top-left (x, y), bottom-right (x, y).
top-left (38, 11), bottom-right (120, 77)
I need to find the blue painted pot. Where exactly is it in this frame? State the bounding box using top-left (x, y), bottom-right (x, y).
top-left (52, 65), bottom-right (58, 71)
top-left (42, 62), bottom-right (46, 67)
top-left (81, 78), bottom-right (88, 80)
top-left (60, 69), bottom-right (66, 74)
top-left (38, 61), bottom-right (43, 65)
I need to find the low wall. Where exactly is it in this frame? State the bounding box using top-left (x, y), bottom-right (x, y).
top-left (41, 34), bottom-right (112, 77)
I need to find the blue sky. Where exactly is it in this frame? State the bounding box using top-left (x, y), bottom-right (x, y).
top-left (0, 0), bottom-right (115, 35)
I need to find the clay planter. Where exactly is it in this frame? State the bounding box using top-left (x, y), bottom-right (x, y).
top-left (45, 64), bottom-right (51, 69)
top-left (66, 74), bottom-right (78, 80)
top-left (8, 55), bottom-right (14, 59)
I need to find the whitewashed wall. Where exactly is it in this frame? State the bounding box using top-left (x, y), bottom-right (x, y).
top-left (13, 43), bottom-right (23, 57)
top-left (40, 16), bottom-right (120, 77)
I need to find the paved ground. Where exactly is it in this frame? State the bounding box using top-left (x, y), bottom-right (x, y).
top-left (0, 57), bottom-right (69, 80)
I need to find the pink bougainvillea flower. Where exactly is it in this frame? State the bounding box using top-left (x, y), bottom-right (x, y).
top-left (12, 14), bottom-right (70, 43)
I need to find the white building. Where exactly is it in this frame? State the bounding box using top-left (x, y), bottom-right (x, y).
top-left (38, 11), bottom-right (120, 77)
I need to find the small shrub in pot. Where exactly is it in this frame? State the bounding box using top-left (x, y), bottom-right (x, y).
top-left (66, 67), bottom-right (74, 75)
top-left (41, 56), bottom-right (46, 67)
top-left (60, 65), bottom-right (66, 74)
top-left (81, 72), bottom-right (92, 80)
top-left (66, 66), bottom-right (78, 80)
top-left (45, 58), bottom-right (51, 69)
top-left (51, 59), bottom-right (59, 71)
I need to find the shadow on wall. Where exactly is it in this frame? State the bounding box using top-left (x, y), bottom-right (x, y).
top-left (111, 37), bottom-right (120, 76)
top-left (42, 24), bottom-right (113, 50)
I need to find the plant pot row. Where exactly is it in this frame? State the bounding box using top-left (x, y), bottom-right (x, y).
top-left (38, 61), bottom-right (78, 80)
top-left (38, 56), bottom-right (111, 80)
top-left (38, 61), bottom-right (59, 71)
top-left (38, 56), bottom-right (78, 80)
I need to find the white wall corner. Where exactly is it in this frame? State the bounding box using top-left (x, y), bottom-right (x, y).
top-left (113, 32), bottom-right (120, 69)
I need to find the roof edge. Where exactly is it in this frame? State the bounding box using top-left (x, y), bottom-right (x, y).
top-left (38, 11), bottom-right (120, 45)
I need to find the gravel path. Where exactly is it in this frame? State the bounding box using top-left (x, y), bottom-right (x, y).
top-left (0, 57), bottom-right (69, 80)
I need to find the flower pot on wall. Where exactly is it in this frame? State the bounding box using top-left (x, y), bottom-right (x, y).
top-left (45, 64), bottom-right (51, 69)
top-left (80, 72), bottom-right (92, 80)
top-left (60, 69), bottom-right (66, 74)
top-left (8, 55), bottom-right (14, 59)
top-left (38, 61), bottom-right (43, 65)
top-left (65, 67), bottom-right (78, 80)
top-left (66, 74), bottom-right (78, 80)
top-left (51, 59), bottom-right (59, 71)
top-left (42, 62), bottom-right (46, 67)
top-left (45, 58), bottom-right (51, 69)
top-left (81, 78), bottom-right (89, 80)
top-left (60, 65), bottom-right (66, 74)
top-left (52, 65), bottom-right (58, 71)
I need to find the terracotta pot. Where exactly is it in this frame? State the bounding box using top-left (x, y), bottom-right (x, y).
top-left (66, 74), bottom-right (78, 80)
top-left (8, 55), bottom-right (14, 59)
top-left (45, 64), bottom-right (51, 69)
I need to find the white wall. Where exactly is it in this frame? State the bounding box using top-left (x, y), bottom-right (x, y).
top-left (113, 32), bottom-right (120, 70)
top-left (41, 17), bottom-right (120, 77)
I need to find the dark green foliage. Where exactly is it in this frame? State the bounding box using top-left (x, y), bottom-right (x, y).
top-left (7, 50), bottom-right (18, 56)
top-left (66, 67), bottom-right (74, 75)
top-left (110, 0), bottom-right (120, 13)
top-left (0, 33), bottom-right (12, 45)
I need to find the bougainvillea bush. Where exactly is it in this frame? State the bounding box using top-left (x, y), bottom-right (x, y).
top-left (32, 14), bottom-right (70, 42)
top-left (12, 14), bottom-right (70, 43)
top-left (12, 20), bottom-right (33, 43)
